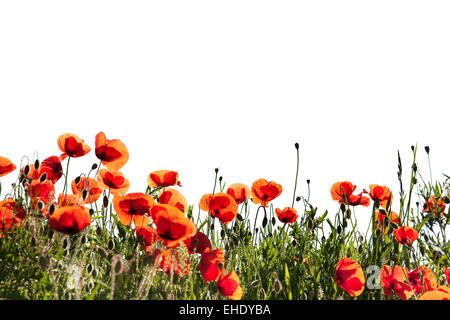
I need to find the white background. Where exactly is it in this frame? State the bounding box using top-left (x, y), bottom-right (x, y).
top-left (1, 1), bottom-right (449, 230)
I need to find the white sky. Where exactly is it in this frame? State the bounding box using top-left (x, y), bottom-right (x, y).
top-left (1, 1), bottom-right (449, 231)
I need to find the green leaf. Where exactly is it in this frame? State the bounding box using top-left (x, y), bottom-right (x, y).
top-left (284, 263), bottom-right (292, 300)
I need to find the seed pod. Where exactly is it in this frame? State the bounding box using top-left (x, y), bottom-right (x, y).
top-left (34, 159), bottom-right (40, 170)
top-left (49, 203), bottom-right (56, 216)
top-left (91, 163), bottom-right (98, 170)
top-left (75, 176), bottom-right (81, 185)
top-left (24, 164), bottom-right (30, 176)
top-left (336, 225), bottom-right (342, 235)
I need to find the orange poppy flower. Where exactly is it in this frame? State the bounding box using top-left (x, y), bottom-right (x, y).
top-left (418, 287), bottom-right (450, 300)
top-left (226, 183), bottom-right (251, 205)
top-left (184, 230), bottom-right (212, 255)
top-left (152, 248), bottom-right (190, 276)
top-left (97, 169), bottom-right (130, 196)
top-left (147, 170), bottom-right (181, 188)
top-left (407, 266), bottom-right (437, 295)
top-left (275, 207), bottom-right (299, 224)
top-left (251, 179), bottom-right (282, 207)
top-left (49, 205), bottom-right (91, 234)
top-left (150, 204), bottom-right (196, 248)
top-left (0, 198), bottom-right (27, 236)
top-left (216, 270), bottom-right (243, 300)
top-left (71, 177), bottom-right (103, 204)
top-left (365, 184), bottom-right (393, 208)
top-left (56, 193), bottom-right (84, 207)
top-left (199, 192), bottom-right (238, 225)
top-left (95, 132), bottom-right (129, 172)
top-left (393, 226), bottom-right (419, 245)
top-left (423, 196), bottom-right (446, 218)
top-left (57, 133), bottom-right (91, 158)
top-left (334, 258), bottom-right (365, 297)
top-left (39, 155), bottom-right (64, 184)
top-left (113, 192), bottom-right (156, 227)
top-left (331, 181), bottom-right (370, 207)
top-left (158, 188), bottom-right (188, 213)
top-left (0, 156), bottom-right (16, 178)
top-left (136, 220), bottom-right (159, 252)
top-left (374, 210), bottom-right (400, 233)
top-left (380, 265), bottom-right (414, 300)
top-left (199, 248), bottom-right (225, 282)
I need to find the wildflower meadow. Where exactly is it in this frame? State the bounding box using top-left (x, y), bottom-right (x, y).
top-left (1, 132), bottom-right (450, 302)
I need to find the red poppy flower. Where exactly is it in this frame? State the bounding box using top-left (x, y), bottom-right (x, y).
top-left (275, 207), bottom-right (299, 224)
top-left (423, 196), bottom-right (446, 218)
top-left (152, 248), bottom-right (190, 276)
top-left (158, 188), bottom-right (187, 213)
top-left (0, 156), bottom-right (16, 178)
top-left (113, 192), bottom-right (156, 226)
top-left (216, 270), bottom-right (243, 300)
top-left (38, 155), bottom-right (64, 184)
top-left (365, 184), bottom-right (393, 208)
top-left (97, 169), bottom-right (130, 196)
top-left (71, 177), bottom-right (103, 204)
top-left (57, 133), bottom-right (91, 158)
top-left (199, 248), bottom-right (225, 282)
top-left (374, 210), bottom-right (400, 233)
top-left (380, 265), bottom-right (414, 300)
top-left (444, 267), bottom-right (450, 286)
top-left (147, 170), bottom-right (181, 188)
top-left (393, 226), bottom-right (418, 245)
top-left (0, 198), bottom-right (27, 236)
top-left (150, 204), bottom-right (196, 248)
top-left (184, 230), bottom-right (212, 255)
top-left (95, 132), bottom-right (129, 172)
top-left (226, 183), bottom-right (251, 205)
top-left (331, 181), bottom-right (370, 207)
top-left (334, 258), bottom-right (365, 297)
top-left (49, 205), bottom-right (91, 234)
top-left (136, 220), bottom-right (158, 252)
top-left (251, 179), bottom-right (282, 207)
top-left (199, 192), bottom-right (238, 225)
top-left (407, 266), bottom-right (437, 295)
top-left (28, 179), bottom-right (56, 205)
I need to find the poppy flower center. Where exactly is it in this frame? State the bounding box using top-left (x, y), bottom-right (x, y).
top-left (96, 145), bottom-right (122, 162)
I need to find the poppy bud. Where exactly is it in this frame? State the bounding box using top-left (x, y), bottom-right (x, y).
top-left (295, 143), bottom-right (299, 150)
top-left (337, 225), bottom-right (342, 235)
top-left (92, 268), bottom-right (98, 278)
top-left (24, 165), bottom-right (30, 176)
top-left (215, 168), bottom-right (219, 174)
top-left (96, 226), bottom-right (102, 237)
top-left (375, 228), bottom-right (382, 238)
top-left (37, 200), bottom-right (44, 210)
top-left (411, 145), bottom-right (415, 151)
top-left (255, 227), bottom-right (259, 234)
top-left (112, 254), bottom-right (123, 274)
top-left (412, 163), bottom-right (417, 172)
top-left (82, 189), bottom-right (88, 200)
top-left (390, 222), bottom-right (398, 230)
top-left (103, 195), bottom-right (109, 208)
top-left (210, 223), bottom-right (214, 231)
top-left (306, 179), bottom-right (310, 184)
top-left (219, 176), bottom-right (223, 182)
top-left (86, 263), bottom-right (94, 274)
top-left (107, 239), bottom-right (115, 250)
top-left (425, 146), bottom-right (430, 154)
top-left (89, 208), bottom-right (94, 216)
top-left (358, 244), bottom-right (363, 254)
top-left (271, 216), bottom-right (276, 226)
top-left (273, 278), bottom-right (283, 294)
top-left (296, 196), bottom-right (301, 202)
top-left (423, 233), bottom-right (429, 242)
top-left (262, 215), bottom-right (268, 228)
top-left (39, 172), bottom-right (47, 183)
top-left (307, 219), bottom-right (314, 230)
top-left (91, 163), bottom-right (98, 170)
top-left (81, 234), bottom-right (88, 245)
top-left (62, 237), bottom-right (71, 250)
top-left (292, 239), bottom-right (297, 247)
top-left (220, 229), bottom-right (225, 238)
top-left (75, 176), bottom-right (81, 185)
top-left (390, 254), bottom-right (398, 263)
top-left (236, 213), bottom-right (243, 221)
top-left (49, 203), bottom-right (56, 216)
top-left (34, 159), bottom-right (40, 170)
top-left (31, 236), bottom-right (37, 247)
top-left (98, 247), bottom-right (108, 259)
top-left (38, 255), bottom-right (50, 269)
top-left (340, 203), bottom-right (346, 213)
